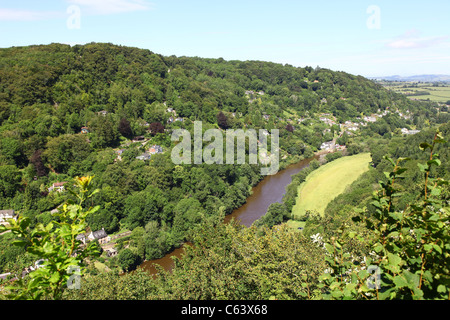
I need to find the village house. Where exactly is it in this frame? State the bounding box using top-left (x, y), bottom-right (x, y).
top-left (0, 210), bottom-right (16, 225)
top-left (319, 117), bottom-right (335, 126)
top-left (132, 136), bottom-right (145, 142)
top-left (320, 141), bottom-right (335, 150)
top-left (167, 116), bottom-right (174, 123)
top-left (76, 233), bottom-right (87, 245)
top-left (363, 116), bottom-right (377, 123)
top-left (136, 153), bottom-right (152, 161)
top-left (97, 110), bottom-right (108, 116)
top-left (175, 117), bottom-right (184, 122)
top-left (401, 128), bottom-right (421, 135)
top-left (115, 149), bottom-right (125, 161)
top-left (81, 127), bottom-right (89, 134)
top-left (48, 182), bottom-right (67, 193)
top-left (149, 145), bottom-right (163, 154)
top-left (88, 228), bottom-right (111, 245)
top-left (106, 248), bottom-right (118, 257)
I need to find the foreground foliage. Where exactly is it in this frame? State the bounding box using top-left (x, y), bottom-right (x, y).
top-left (319, 131), bottom-right (449, 299)
top-left (0, 176), bottom-right (100, 300)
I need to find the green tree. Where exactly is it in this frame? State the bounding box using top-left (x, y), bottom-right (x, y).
top-left (89, 115), bottom-right (119, 148)
top-left (0, 164), bottom-right (22, 198)
top-left (118, 248), bottom-right (141, 272)
top-left (0, 137), bottom-right (23, 165)
top-left (42, 134), bottom-right (91, 173)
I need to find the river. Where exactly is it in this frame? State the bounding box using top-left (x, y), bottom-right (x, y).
top-left (138, 155), bottom-right (321, 275)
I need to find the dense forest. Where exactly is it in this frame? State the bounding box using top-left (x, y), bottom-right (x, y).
top-left (0, 43), bottom-right (448, 300)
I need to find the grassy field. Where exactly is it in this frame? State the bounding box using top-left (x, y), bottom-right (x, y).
top-left (381, 82), bottom-right (450, 103)
top-left (410, 86), bottom-right (450, 102)
top-left (285, 219), bottom-right (305, 232)
top-left (291, 153), bottom-right (372, 218)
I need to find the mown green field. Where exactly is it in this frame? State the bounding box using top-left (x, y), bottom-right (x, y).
top-left (382, 82), bottom-right (450, 103)
top-left (291, 153), bottom-right (372, 218)
top-left (410, 86), bottom-right (450, 102)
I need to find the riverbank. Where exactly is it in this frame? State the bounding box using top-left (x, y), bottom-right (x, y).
top-left (137, 155), bottom-right (320, 275)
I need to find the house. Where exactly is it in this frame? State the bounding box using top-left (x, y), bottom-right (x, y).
top-left (263, 114), bottom-right (270, 120)
top-left (76, 233), bottom-right (87, 244)
top-left (81, 127), bottom-right (89, 134)
top-left (363, 116), bottom-right (377, 123)
top-left (320, 141), bottom-right (334, 150)
top-left (115, 149), bottom-right (125, 161)
top-left (106, 248), bottom-right (118, 257)
top-left (48, 182), bottom-right (67, 193)
top-left (149, 145), bottom-right (163, 154)
top-left (175, 117), bottom-right (184, 122)
top-left (401, 128), bottom-right (421, 135)
top-left (0, 210), bottom-right (16, 225)
top-left (97, 110), bottom-right (108, 116)
top-left (88, 228), bottom-right (111, 245)
top-left (136, 153), bottom-right (152, 161)
top-left (132, 136), bottom-right (145, 142)
top-left (167, 116), bottom-right (174, 123)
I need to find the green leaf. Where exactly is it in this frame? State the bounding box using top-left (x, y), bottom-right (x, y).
top-left (432, 244), bottom-right (442, 254)
top-left (384, 156), bottom-right (396, 167)
top-left (11, 239), bottom-right (27, 247)
top-left (437, 285), bottom-right (447, 293)
top-left (417, 163), bottom-right (428, 173)
top-left (427, 159), bottom-right (441, 167)
top-left (403, 270), bottom-right (420, 289)
top-left (387, 252), bottom-right (402, 273)
top-left (19, 218), bottom-right (31, 229)
top-left (388, 211), bottom-right (403, 221)
top-left (324, 243), bottom-right (334, 255)
top-left (393, 275), bottom-right (408, 288)
top-left (419, 142), bottom-right (432, 151)
top-left (49, 272), bottom-right (61, 284)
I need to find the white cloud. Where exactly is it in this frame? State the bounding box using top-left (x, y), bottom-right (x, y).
top-left (0, 8), bottom-right (60, 21)
top-left (67, 0), bottom-right (153, 15)
top-left (386, 29), bottom-right (449, 49)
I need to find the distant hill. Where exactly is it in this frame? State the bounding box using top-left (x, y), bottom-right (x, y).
top-left (372, 74), bottom-right (450, 82)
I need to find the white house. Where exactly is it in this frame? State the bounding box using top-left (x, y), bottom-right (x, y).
top-left (0, 209), bottom-right (16, 225)
top-left (88, 228), bottom-right (111, 245)
top-left (48, 182), bottom-right (67, 193)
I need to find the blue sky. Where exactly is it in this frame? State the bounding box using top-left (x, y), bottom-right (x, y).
top-left (1, 0), bottom-right (449, 77)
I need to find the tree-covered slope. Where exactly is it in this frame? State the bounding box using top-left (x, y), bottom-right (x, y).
top-left (0, 42), bottom-right (444, 276)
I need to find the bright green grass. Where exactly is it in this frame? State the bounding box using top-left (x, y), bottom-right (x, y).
top-left (291, 153), bottom-right (372, 218)
top-left (285, 219), bottom-right (305, 232)
top-left (410, 87), bottom-right (450, 102)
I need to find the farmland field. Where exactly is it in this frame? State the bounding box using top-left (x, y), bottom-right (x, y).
top-left (291, 153), bottom-right (372, 218)
top-left (379, 81), bottom-right (450, 103)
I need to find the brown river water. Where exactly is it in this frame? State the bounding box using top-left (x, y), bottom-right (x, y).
top-left (138, 155), bottom-right (321, 275)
